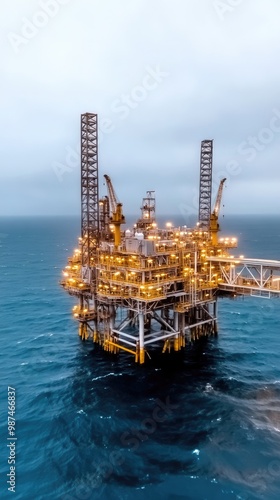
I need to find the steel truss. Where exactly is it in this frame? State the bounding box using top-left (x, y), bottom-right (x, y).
top-left (74, 298), bottom-right (218, 362)
top-left (198, 139), bottom-right (213, 229)
top-left (81, 113), bottom-right (99, 270)
top-left (209, 256), bottom-right (280, 297)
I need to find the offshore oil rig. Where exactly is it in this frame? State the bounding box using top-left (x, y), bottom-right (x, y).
top-left (61, 113), bottom-right (280, 363)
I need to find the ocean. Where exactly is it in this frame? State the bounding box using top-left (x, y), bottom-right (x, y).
top-left (1, 215), bottom-right (280, 500)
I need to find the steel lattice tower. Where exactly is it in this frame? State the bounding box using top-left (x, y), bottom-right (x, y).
top-left (81, 113), bottom-right (99, 267)
top-left (198, 139), bottom-right (213, 229)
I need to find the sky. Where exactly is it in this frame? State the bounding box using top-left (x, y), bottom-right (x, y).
top-left (1, 0), bottom-right (280, 218)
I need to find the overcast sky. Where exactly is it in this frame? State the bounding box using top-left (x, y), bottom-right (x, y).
top-left (1, 0), bottom-right (280, 218)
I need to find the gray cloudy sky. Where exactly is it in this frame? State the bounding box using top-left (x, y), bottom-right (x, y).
top-left (1, 0), bottom-right (280, 217)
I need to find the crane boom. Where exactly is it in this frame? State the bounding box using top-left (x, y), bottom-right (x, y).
top-left (103, 174), bottom-right (126, 247)
top-left (213, 178), bottom-right (226, 217)
top-left (209, 177), bottom-right (226, 247)
top-left (104, 174), bottom-right (118, 214)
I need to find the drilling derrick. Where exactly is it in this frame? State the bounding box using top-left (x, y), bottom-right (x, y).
top-left (198, 140), bottom-right (213, 230)
top-left (81, 113), bottom-right (99, 267)
top-left (74, 113), bottom-right (99, 340)
top-left (136, 190), bottom-right (156, 236)
top-left (61, 113), bottom-right (280, 364)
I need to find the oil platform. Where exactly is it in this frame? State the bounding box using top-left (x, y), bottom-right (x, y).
top-left (61, 113), bottom-right (280, 363)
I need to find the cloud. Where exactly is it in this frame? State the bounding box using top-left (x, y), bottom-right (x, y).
top-left (1, 0), bottom-right (280, 215)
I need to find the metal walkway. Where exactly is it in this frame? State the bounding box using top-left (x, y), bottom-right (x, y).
top-left (208, 256), bottom-right (280, 298)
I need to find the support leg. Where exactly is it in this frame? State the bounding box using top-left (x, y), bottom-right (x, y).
top-left (139, 313), bottom-right (145, 364)
top-left (174, 311), bottom-right (179, 351)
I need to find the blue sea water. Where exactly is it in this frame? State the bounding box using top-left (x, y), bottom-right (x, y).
top-left (1, 215), bottom-right (280, 500)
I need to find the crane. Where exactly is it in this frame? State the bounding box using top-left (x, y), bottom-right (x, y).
top-left (104, 174), bottom-right (126, 247)
top-left (209, 177), bottom-right (226, 246)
